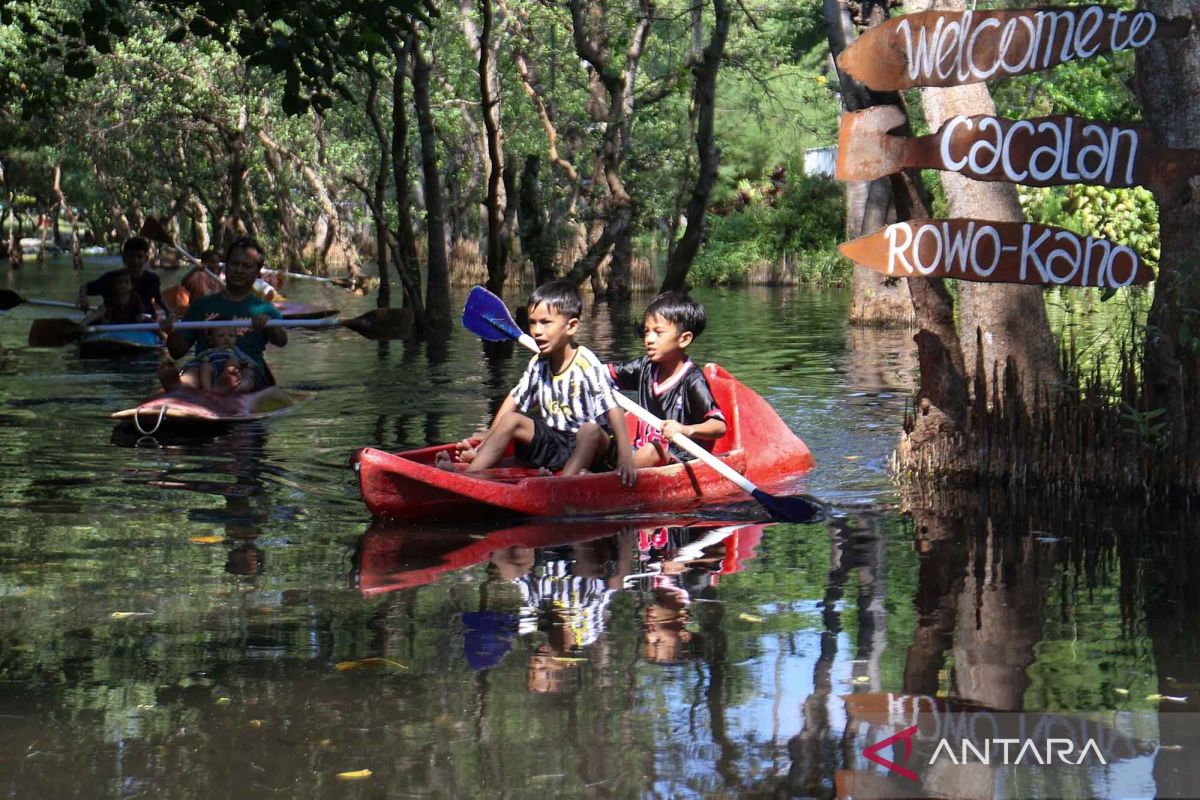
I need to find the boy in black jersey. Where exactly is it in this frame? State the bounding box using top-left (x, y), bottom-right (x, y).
top-left (608, 292), bottom-right (727, 467)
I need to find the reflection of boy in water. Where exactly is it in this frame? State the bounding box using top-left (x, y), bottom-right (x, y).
top-left (526, 614), bottom-right (583, 695)
top-left (645, 579), bottom-right (694, 664)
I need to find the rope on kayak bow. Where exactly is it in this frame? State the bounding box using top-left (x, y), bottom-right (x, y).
top-left (133, 404), bottom-right (168, 435)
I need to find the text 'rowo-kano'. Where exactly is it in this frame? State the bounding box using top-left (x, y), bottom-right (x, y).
top-left (839, 219), bottom-right (1152, 289)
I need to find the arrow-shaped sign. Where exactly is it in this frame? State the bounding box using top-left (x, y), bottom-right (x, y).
top-left (837, 106), bottom-right (1200, 192)
top-left (840, 219), bottom-right (1153, 289)
top-left (838, 6), bottom-right (1190, 91)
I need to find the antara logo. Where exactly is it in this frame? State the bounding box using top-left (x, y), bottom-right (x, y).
top-left (864, 725), bottom-right (920, 781)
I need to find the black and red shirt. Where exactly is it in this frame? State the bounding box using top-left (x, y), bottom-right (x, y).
top-left (608, 357), bottom-right (725, 461)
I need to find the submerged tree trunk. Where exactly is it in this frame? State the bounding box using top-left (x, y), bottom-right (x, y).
top-left (1137, 0), bottom-right (1200, 466)
top-left (257, 128), bottom-right (364, 283)
top-left (825, 0), bottom-right (915, 326)
top-left (411, 27), bottom-right (452, 328)
top-left (907, 0), bottom-right (1059, 407)
top-left (517, 155), bottom-right (554, 284)
top-left (259, 133), bottom-right (304, 271)
top-left (661, 0), bottom-right (730, 292)
top-left (52, 165), bottom-right (83, 269)
top-left (562, 0), bottom-right (651, 297)
top-left (389, 37), bottom-right (428, 327)
top-left (474, 0), bottom-right (509, 294)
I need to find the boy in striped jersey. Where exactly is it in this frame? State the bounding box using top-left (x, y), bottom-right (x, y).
top-left (450, 280), bottom-right (637, 485)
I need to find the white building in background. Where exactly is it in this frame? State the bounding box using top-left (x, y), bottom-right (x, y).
top-left (803, 146), bottom-right (837, 179)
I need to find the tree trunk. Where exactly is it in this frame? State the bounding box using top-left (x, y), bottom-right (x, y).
top-left (518, 154), bottom-right (554, 284)
top-left (52, 165), bottom-right (84, 270)
top-left (1137, 0), bottom-right (1200, 462)
top-left (256, 127), bottom-right (364, 283)
top-left (906, 0), bottom-right (1060, 408)
top-left (473, 0), bottom-right (509, 294)
top-left (190, 195), bottom-right (212, 254)
top-left (220, 103), bottom-right (249, 249)
top-left (411, 27), bottom-right (452, 328)
top-left (563, 0), bottom-right (652, 294)
top-left (389, 38), bottom-right (429, 327)
top-left (259, 131), bottom-right (304, 271)
top-left (826, 0), bottom-right (915, 326)
top-left (661, 0), bottom-right (731, 292)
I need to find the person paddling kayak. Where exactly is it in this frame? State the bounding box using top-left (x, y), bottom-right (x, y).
top-left (158, 236), bottom-right (287, 391)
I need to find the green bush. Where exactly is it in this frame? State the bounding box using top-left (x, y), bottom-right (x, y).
top-left (690, 174), bottom-right (845, 285)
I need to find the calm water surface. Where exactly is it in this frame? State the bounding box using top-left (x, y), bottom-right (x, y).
top-left (0, 259), bottom-right (1196, 798)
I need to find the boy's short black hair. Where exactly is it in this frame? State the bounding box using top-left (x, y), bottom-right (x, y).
top-left (645, 291), bottom-right (707, 337)
top-left (122, 236), bottom-right (150, 257)
top-left (225, 236), bottom-right (265, 267)
top-left (528, 279), bottom-right (582, 320)
top-left (200, 249), bottom-right (220, 262)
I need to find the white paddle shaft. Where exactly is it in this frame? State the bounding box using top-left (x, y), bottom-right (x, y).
top-left (513, 334), bottom-right (758, 495)
top-left (84, 318), bottom-right (341, 333)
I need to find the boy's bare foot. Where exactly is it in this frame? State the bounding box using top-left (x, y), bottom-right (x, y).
top-left (157, 356), bottom-right (182, 392)
top-left (434, 451), bottom-right (457, 471)
top-left (536, 466), bottom-right (554, 476)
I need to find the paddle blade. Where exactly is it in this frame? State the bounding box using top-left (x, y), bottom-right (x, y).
top-left (28, 318), bottom-right (84, 347)
top-left (139, 215), bottom-right (172, 245)
top-left (462, 286), bottom-right (523, 342)
top-left (751, 489), bottom-right (824, 524)
top-left (341, 308), bottom-right (413, 340)
top-left (0, 289), bottom-right (22, 311)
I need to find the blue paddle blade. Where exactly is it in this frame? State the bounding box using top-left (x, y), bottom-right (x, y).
top-left (462, 286), bottom-right (524, 342)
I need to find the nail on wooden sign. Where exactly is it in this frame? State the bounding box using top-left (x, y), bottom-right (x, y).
top-left (839, 218), bottom-right (1152, 289)
top-left (838, 6), bottom-right (1190, 91)
top-left (837, 106), bottom-right (1200, 191)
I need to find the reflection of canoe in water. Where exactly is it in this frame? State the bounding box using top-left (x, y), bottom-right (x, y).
top-left (162, 284), bottom-right (336, 320)
top-left (112, 386), bottom-right (313, 433)
top-left (355, 517), bottom-right (769, 596)
top-left (351, 364), bottom-right (815, 521)
top-left (79, 329), bottom-right (163, 356)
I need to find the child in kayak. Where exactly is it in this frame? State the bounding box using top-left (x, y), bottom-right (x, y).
top-left (77, 236), bottom-right (165, 316)
top-left (80, 269), bottom-right (148, 326)
top-left (608, 291), bottom-right (727, 467)
top-left (188, 326), bottom-right (261, 394)
top-left (444, 280), bottom-right (637, 485)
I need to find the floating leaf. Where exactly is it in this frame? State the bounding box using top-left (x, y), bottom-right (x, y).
top-left (1113, 688), bottom-right (1130, 695)
top-left (188, 536), bottom-right (225, 544)
top-left (738, 613), bottom-right (765, 623)
top-left (249, 719), bottom-right (263, 728)
top-left (852, 675), bottom-right (870, 684)
top-left (334, 657), bottom-right (407, 672)
top-left (110, 611), bottom-right (153, 619)
top-left (336, 769), bottom-right (372, 780)
top-left (215, 697), bottom-right (232, 706)
top-left (551, 657), bottom-right (588, 663)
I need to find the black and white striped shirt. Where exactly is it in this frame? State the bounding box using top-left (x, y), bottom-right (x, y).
top-left (510, 345), bottom-right (619, 433)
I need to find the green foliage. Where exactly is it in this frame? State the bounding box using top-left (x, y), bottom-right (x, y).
top-left (690, 175), bottom-right (848, 286)
top-left (1019, 185), bottom-right (1160, 264)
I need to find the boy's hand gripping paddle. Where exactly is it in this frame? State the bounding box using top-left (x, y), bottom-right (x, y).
top-left (461, 285), bottom-right (821, 523)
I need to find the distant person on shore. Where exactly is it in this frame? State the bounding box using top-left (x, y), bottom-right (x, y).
top-left (158, 236), bottom-right (286, 392)
top-left (77, 236), bottom-right (165, 316)
top-left (607, 292), bottom-right (726, 468)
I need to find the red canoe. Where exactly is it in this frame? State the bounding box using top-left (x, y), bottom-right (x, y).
top-left (351, 364), bottom-right (815, 521)
top-left (356, 517), bottom-right (769, 596)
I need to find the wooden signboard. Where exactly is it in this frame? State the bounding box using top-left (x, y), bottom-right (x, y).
top-left (837, 105), bottom-right (1200, 191)
top-left (838, 6), bottom-right (1190, 91)
top-left (839, 218), bottom-right (1153, 289)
